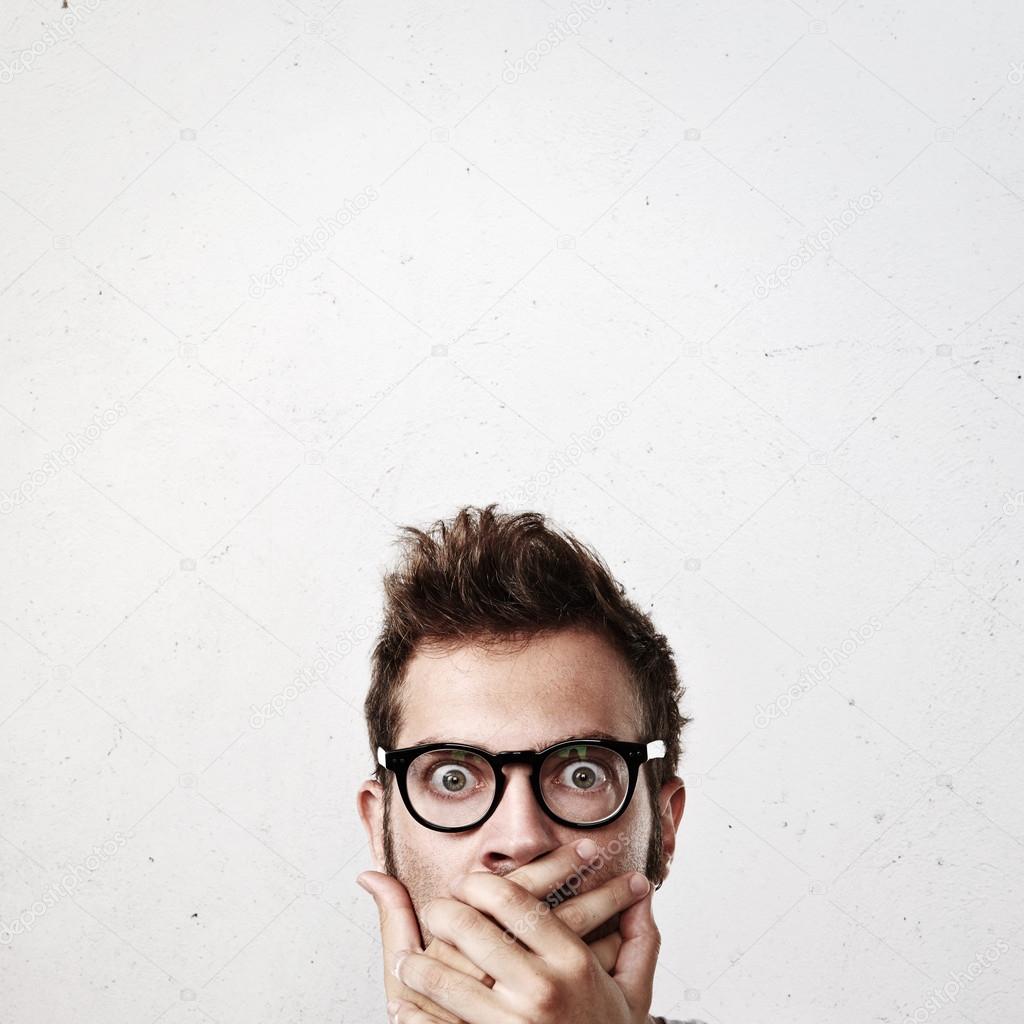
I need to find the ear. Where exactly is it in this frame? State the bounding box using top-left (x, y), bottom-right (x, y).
top-left (656, 775), bottom-right (686, 876)
top-left (356, 777), bottom-right (387, 872)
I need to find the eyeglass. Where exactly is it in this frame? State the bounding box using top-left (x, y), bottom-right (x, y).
top-left (377, 736), bottom-right (667, 833)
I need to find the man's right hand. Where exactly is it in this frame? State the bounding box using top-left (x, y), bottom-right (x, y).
top-left (357, 838), bottom-right (646, 1023)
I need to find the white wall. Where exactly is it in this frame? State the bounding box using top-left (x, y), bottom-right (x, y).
top-left (2, 2), bottom-right (1023, 1022)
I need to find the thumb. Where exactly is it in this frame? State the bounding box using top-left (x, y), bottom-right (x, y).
top-left (356, 870), bottom-right (424, 968)
top-left (610, 888), bottom-right (660, 1016)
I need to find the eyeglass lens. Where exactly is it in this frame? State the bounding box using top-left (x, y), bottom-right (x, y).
top-left (405, 743), bottom-right (631, 828)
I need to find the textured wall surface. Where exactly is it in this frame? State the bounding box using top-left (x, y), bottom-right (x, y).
top-left (2, 2), bottom-right (1024, 1023)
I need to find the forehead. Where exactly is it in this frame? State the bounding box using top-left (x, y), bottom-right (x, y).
top-left (396, 626), bottom-right (641, 750)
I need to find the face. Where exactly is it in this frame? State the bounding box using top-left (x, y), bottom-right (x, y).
top-left (357, 626), bottom-right (686, 946)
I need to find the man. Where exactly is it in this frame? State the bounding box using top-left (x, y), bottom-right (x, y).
top-left (356, 504), bottom-right (707, 1024)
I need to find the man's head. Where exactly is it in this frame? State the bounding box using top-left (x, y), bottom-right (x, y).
top-left (356, 504), bottom-right (690, 944)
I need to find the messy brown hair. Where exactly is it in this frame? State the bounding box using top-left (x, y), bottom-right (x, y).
top-left (363, 503), bottom-right (691, 883)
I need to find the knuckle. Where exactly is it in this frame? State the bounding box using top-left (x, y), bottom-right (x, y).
top-left (421, 964), bottom-right (448, 993)
top-left (454, 872), bottom-right (484, 899)
top-left (565, 946), bottom-right (593, 977)
top-left (453, 906), bottom-right (486, 936)
top-left (496, 881), bottom-right (526, 914)
top-left (505, 862), bottom-right (534, 888)
top-left (421, 896), bottom-right (446, 929)
top-left (531, 976), bottom-right (561, 1013)
top-left (555, 901), bottom-right (588, 933)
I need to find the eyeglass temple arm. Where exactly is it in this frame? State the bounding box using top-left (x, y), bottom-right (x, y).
top-left (376, 746), bottom-right (388, 768)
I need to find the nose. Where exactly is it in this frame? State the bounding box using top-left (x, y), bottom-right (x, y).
top-left (476, 764), bottom-right (559, 872)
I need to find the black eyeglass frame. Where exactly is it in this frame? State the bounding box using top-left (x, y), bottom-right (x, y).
top-left (377, 736), bottom-right (667, 833)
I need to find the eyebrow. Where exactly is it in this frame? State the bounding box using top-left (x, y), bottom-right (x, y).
top-left (408, 730), bottom-right (625, 750)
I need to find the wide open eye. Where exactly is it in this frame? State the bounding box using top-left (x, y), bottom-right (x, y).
top-left (426, 761), bottom-right (480, 796)
top-left (405, 749), bottom-right (496, 827)
top-left (541, 743), bottom-right (630, 823)
top-left (553, 758), bottom-right (608, 791)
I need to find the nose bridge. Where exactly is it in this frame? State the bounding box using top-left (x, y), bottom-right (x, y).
top-left (496, 755), bottom-right (539, 801)
top-left (494, 749), bottom-right (551, 808)
top-left (495, 749), bottom-right (541, 775)
top-left (488, 756), bottom-right (552, 828)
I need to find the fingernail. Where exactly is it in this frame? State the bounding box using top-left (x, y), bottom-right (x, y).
top-left (575, 838), bottom-right (598, 859)
top-left (355, 874), bottom-right (371, 893)
top-left (630, 873), bottom-right (650, 896)
top-left (392, 949), bottom-right (411, 980)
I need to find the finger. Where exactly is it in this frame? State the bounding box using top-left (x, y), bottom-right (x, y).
top-left (427, 865), bottom-right (643, 991)
top-left (357, 870), bottom-right (423, 965)
top-left (589, 930), bottom-right (623, 974)
top-left (395, 954), bottom-right (465, 1024)
top-left (423, 895), bottom-right (537, 991)
top-left (506, 837), bottom-right (605, 901)
top-left (609, 889), bottom-right (660, 1015)
top-left (396, 950), bottom-right (504, 1023)
top-left (420, 940), bottom-right (493, 1023)
top-left (357, 871), bottom-right (440, 1012)
top-left (414, 842), bottom-right (600, 991)
top-left (553, 870), bottom-right (650, 940)
top-left (450, 871), bottom-right (577, 963)
top-left (395, 988), bottom-right (463, 1024)
top-left (431, 900), bottom-right (625, 985)
top-left (427, 935), bottom-right (494, 987)
top-left (425, 842), bottom-right (602, 994)
top-left (358, 874), bottom-right (478, 1021)
top-left (389, 996), bottom-right (450, 1024)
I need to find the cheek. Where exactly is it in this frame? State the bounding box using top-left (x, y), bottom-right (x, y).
top-left (580, 805), bottom-right (652, 879)
top-left (596, 797), bottom-right (650, 852)
top-left (392, 826), bottom-right (475, 896)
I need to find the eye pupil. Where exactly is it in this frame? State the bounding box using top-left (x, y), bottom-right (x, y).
top-left (442, 769), bottom-right (466, 792)
top-left (571, 766), bottom-right (596, 789)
